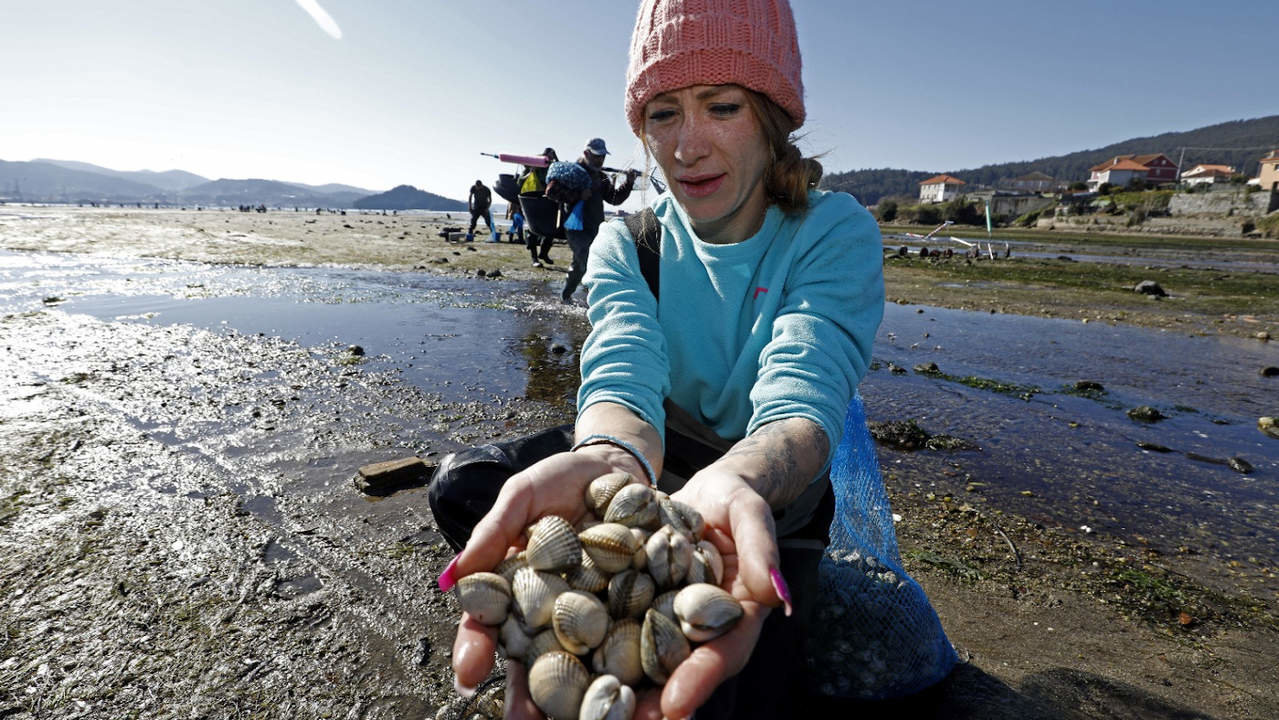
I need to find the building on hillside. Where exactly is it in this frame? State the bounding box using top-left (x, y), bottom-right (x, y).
top-left (1258, 150), bottom-right (1279, 192)
top-left (1004, 171), bottom-right (1057, 193)
top-left (1087, 157), bottom-right (1149, 191)
top-left (918, 174), bottom-right (966, 203)
top-left (1126, 154), bottom-right (1178, 184)
top-left (1180, 163), bottom-right (1236, 186)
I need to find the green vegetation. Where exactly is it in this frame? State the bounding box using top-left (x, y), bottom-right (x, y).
top-left (1013, 208), bottom-right (1046, 227)
top-left (0, 488), bottom-right (31, 525)
top-left (887, 255), bottom-right (1279, 318)
top-left (889, 196), bottom-right (985, 227)
top-left (905, 548), bottom-right (982, 582)
top-left (384, 542), bottom-right (419, 559)
top-left (879, 222), bottom-right (1279, 252)
top-left (1258, 213), bottom-right (1279, 238)
top-left (876, 199), bottom-right (898, 222)
top-left (915, 365), bottom-right (1040, 400)
top-left (1108, 189), bottom-right (1174, 212)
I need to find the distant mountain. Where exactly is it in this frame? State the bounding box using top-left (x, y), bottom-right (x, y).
top-left (291, 181), bottom-right (377, 196)
top-left (822, 114), bottom-right (1279, 206)
top-left (180, 178), bottom-right (340, 207)
top-left (0, 160), bottom-right (168, 202)
top-left (353, 184), bottom-right (466, 211)
top-left (0, 157), bottom-right (463, 209)
top-left (33, 159), bottom-right (208, 192)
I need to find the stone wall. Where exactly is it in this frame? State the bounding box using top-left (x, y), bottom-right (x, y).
top-left (1168, 188), bottom-right (1272, 216)
top-left (1037, 214), bottom-right (1249, 238)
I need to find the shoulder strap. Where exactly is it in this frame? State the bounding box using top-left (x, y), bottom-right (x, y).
top-left (623, 208), bottom-right (660, 301)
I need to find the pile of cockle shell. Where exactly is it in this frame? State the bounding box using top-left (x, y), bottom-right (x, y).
top-left (447, 472), bottom-right (744, 720)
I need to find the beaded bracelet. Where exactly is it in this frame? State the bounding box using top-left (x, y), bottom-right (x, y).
top-left (571, 433), bottom-right (658, 489)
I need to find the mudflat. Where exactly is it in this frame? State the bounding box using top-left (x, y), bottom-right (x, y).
top-left (1, 206), bottom-right (1276, 719)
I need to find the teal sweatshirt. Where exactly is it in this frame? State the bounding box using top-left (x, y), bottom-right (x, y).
top-left (578, 190), bottom-right (885, 463)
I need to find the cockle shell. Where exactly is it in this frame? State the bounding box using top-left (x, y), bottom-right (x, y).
top-left (650, 589), bottom-right (678, 621)
top-left (640, 608), bottom-right (690, 684)
top-left (566, 549), bottom-right (611, 593)
top-left (602, 484), bottom-right (659, 529)
top-left (512, 566), bottom-right (571, 630)
top-left (452, 572), bottom-right (511, 626)
top-left (579, 674), bottom-right (637, 720)
top-left (526, 515), bottom-right (583, 573)
top-left (552, 590), bottom-right (609, 655)
top-left (673, 583), bottom-right (743, 642)
top-left (592, 618), bottom-right (643, 687)
top-left (528, 650), bottom-right (590, 720)
top-left (657, 493), bottom-right (705, 541)
top-left (500, 614), bottom-right (531, 659)
top-left (525, 628), bottom-right (566, 667)
top-left (686, 540), bottom-right (724, 586)
top-left (579, 522), bottom-right (642, 573)
top-left (629, 528), bottom-right (651, 570)
top-left (645, 525), bottom-right (693, 588)
top-left (494, 551), bottom-right (528, 585)
top-left (606, 569), bottom-right (655, 620)
top-left (585, 472), bottom-right (633, 516)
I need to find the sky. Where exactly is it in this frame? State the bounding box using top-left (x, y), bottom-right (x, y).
top-left (2, 0), bottom-right (1276, 208)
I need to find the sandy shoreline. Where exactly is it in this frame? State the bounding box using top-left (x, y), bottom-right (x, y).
top-left (1, 206), bottom-right (1276, 719)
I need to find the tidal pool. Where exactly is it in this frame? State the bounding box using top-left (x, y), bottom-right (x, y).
top-left (3, 248), bottom-right (1276, 590)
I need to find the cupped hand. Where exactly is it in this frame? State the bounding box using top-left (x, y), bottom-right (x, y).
top-left (638, 471), bottom-right (787, 720)
top-left (445, 447), bottom-right (640, 698)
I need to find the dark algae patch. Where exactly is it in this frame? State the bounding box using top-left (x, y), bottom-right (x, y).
top-left (913, 362), bottom-right (1040, 400)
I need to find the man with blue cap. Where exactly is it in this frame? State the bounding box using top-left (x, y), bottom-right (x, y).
top-left (561, 137), bottom-right (639, 303)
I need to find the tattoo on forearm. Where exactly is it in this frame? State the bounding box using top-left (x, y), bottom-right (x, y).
top-left (719, 419), bottom-right (830, 507)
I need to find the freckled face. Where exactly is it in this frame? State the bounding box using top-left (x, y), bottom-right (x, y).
top-left (644, 85), bottom-right (770, 244)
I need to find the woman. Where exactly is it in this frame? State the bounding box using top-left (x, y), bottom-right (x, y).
top-left (433, 0), bottom-right (884, 717)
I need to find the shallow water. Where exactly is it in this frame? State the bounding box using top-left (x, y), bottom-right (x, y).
top-left (3, 248), bottom-right (1276, 577)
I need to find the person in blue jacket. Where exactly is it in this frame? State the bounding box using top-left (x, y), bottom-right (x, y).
top-left (434, 0), bottom-right (886, 717)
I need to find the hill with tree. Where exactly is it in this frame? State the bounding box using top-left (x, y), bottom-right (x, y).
top-left (33, 159), bottom-right (209, 193)
top-left (822, 114), bottom-right (1279, 207)
top-left (352, 185), bottom-right (466, 211)
top-left (0, 160), bottom-right (166, 202)
top-left (0, 159), bottom-right (407, 208)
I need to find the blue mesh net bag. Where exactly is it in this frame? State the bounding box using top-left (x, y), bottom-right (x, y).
top-left (546, 160), bottom-right (590, 191)
top-left (805, 392), bottom-right (957, 699)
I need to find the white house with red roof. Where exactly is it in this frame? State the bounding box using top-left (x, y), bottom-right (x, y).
top-left (1180, 163), bottom-right (1236, 186)
top-left (918, 174), bottom-right (967, 203)
top-left (1087, 157), bottom-right (1148, 190)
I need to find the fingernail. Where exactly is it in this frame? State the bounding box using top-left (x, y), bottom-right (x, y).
top-left (437, 555), bottom-right (460, 593)
top-left (453, 675), bottom-right (476, 699)
top-left (770, 566), bottom-right (792, 617)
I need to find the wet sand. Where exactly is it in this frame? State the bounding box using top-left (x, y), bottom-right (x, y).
top-left (1, 206), bottom-right (1276, 719)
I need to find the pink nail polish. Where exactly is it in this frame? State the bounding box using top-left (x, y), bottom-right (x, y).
top-left (769, 567), bottom-right (793, 617)
top-left (438, 555), bottom-right (460, 593)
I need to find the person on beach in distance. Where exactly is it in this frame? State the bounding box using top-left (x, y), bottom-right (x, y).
top-left (466, 179), bottom-right (496, 242)
top-left (560, 138), bottom-right (638, 303)
top-left (432, 0), bottom-right (889, 717)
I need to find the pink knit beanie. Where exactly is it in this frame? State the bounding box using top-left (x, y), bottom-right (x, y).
top-left (625, 0), bottom-right (805, 136)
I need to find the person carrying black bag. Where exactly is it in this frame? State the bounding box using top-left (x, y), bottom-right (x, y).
top-left (558, 138), bottom-right (637, 304)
